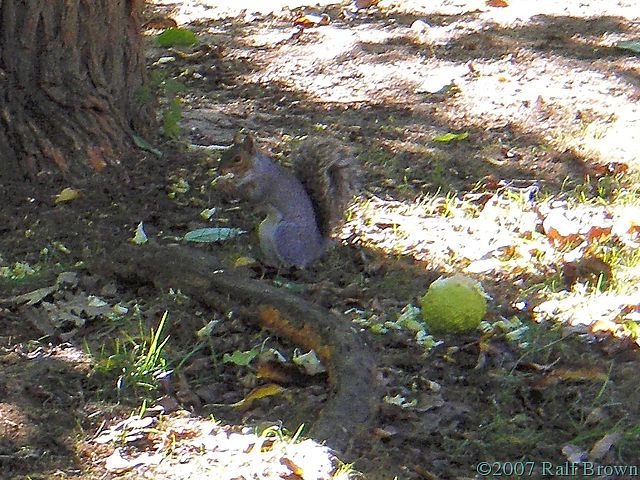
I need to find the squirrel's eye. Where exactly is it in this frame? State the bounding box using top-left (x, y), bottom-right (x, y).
top-left (233, 156), bottom-right (242, 164)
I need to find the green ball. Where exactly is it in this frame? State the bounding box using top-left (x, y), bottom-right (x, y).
top-left (420, 275), bottom-right (488, 334)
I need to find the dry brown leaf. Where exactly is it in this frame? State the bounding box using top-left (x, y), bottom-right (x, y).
top-left (486, 0), bottom-right (509, 7)
top-left (542, 209), bottom-right (581, 245)
top-left (533, 367), bottom-right (608, 389)
top-left (373, 426), bottom-right (398, 439)
top-left (355, 0), bottom-right (380, 8)
top-left (281, 456), bottom-right (305, 477)
top-left (142, 17), bottom-right (178, 30)
top-left (591, 319), bottom-right (622, 335)
top-left (293, 13), bottom-right (330, 28)
top-left (622, 304), bottom-right (640, 315)
top-left (589, 161), bottom-right (629, 176)
top-left (585, 224), bottom-right (612, 242)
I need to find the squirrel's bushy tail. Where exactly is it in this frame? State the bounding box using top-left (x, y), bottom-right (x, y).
top-left (293, 137), bottom-right (360, 237)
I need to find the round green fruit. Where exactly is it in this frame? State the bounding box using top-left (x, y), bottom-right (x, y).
top-left (420, 275), bottom-right (488, 334)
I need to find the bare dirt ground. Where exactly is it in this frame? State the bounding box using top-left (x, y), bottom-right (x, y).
top-left (2, 1), bottom-right (640, 479)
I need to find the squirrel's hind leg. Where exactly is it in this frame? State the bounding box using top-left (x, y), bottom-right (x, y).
top-left (264, 222), bottom-right (325, 268)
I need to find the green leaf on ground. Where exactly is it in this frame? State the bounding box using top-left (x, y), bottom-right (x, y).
top-left (223, 347), bottom-right (260, 366)
top-left (156, 28), bottom-right (198, 47)
top-left (616, 40), bottom-right (640, 54)
top-left (433, 131), bottom-right (469, 142)
top-left (183, 228), bottom-right (246, 243)
top-left (132, 134), bottom-right (162, 157)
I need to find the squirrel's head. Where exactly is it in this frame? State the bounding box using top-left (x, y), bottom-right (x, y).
top-left (219, 132), bottom-right (258, 175)
top-left (217, 132), bottom-right (261, 196)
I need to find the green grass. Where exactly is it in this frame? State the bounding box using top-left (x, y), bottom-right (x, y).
top-left (88, 311), bottom-right (171, 394)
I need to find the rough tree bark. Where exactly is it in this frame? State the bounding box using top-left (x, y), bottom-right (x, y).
top-left (0, 0), bottom-right (151, 179)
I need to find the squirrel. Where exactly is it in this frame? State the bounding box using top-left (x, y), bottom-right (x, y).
top-left (218, 132), bottom-right (359, 267)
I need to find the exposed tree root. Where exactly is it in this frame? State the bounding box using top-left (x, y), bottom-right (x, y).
top-left (100, 243), bottom-right (379, 453)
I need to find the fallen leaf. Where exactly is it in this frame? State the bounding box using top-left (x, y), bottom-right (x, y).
top-left (196, 320), bottom-right (220, 338)
top-left (223, 347), bottom-right (260, 366)
top-left (105, 448), bottom-right (133, 473)
top-left (231, 383), bottom-right (285, 411)
top-left (591, 319), bottom-right (622, 335)
top-left (373, 426), bottom-right (398, 439)
top-left (142, 16), bottom-right (178, 30)
top-left (354, 0), bottom-right (379, 8)
top-left (156, 27), bottom-right (198, 47)
top-left (616, 39), bottom-right (640, 54)
top-left (413, 466), bottom-right (441, 480)
top-left (292, 350), bottom-right (326, 376)
top-left (55, 187), bottom-right (81, 204)
top-left (183, 227), bottom-right (246, 243)
top-left (585, 225), bottom-right (612, 242)
top-left (584, 406), bottom-right (608, 426)
top-left (561, 444), bottom-right (587, 464)
top-left (234, 256), bottom-right (258, 267)
top-left (52, 241), bottom-right (70, 254)
top-left (293, 13), bottom-right (330, 28)
top-left (481, 175), bottom-right (502, 191)
top-left (132, 134), bottom-right (163, 157)
top-left (281, 456), bottom-right (305, 477)
top-left (589, 161), bottom-right (629, 176)
top-left (131, 222), bottom-right (148, 245)
top-left (199, 207), bottom-right (217, 220)
top-left (533, 367), bottom-right (608, 389)
top-left (589, 432), bottom-right (622, 460)
top-left (486, 0), bottom-right (509, 6)
top-left (542, 208), bottom-right (580, 245)
top-left (0, 285), bottom-right (56, 306)
top-left (433, 132), bottom-right (469, 143)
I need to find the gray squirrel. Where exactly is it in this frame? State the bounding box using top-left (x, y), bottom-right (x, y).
top-left (219, 133), bottom-right (359, 267)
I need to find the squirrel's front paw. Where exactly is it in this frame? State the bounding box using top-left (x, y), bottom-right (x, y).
top-left (213, 172), bottom-right (236, 192)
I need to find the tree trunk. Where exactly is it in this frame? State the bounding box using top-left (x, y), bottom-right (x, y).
top-left (0, 0), bottom-right (151, 180)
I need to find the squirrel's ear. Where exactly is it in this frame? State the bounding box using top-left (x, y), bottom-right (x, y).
top-left (232, 131), bottom-right (243, 145)
top-left (243, 133), bottom-right (257, 153)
